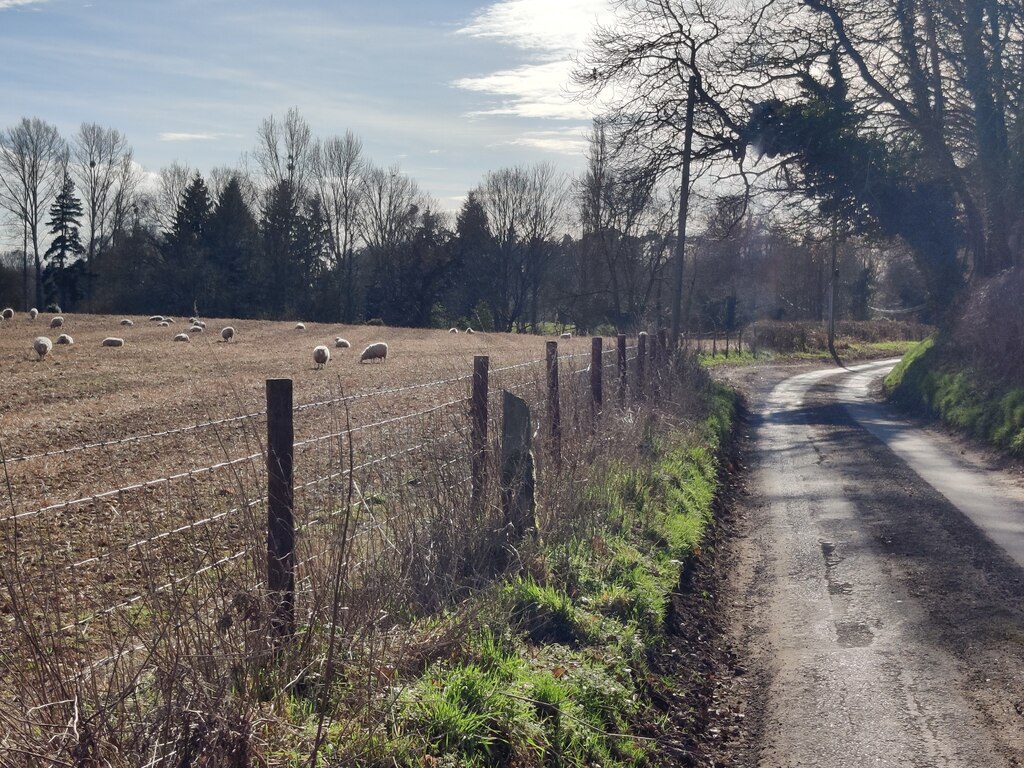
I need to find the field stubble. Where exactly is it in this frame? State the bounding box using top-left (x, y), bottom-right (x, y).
top-left (0, 315), bottom-right (612, 739)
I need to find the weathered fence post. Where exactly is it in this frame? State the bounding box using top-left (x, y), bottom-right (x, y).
top-left (617, 333), bottom-right (627, 406)
top-left (266, 378), bottom-right (295, 639)
top-left (546, 340), bottom-right (561, 466)
top-left (636, 332), bottom-right (648, 399)
top-left (590, 336), bottom-right (603, 409)
top-left (471, 355), bottom-right (489, 516)
top-left (501, 391), bottom-right (537, 542)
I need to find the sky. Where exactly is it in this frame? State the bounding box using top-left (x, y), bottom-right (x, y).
top-left (0, 0), bottom-right (614, 216)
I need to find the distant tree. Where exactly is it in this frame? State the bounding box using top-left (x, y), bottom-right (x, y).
top-left (43, 173), bottom-right (85, 309)
top-left (0, 117), bottom-right (67, 310)
top-left (260, 179), bottom-right (304, 316)
top-left (161, 173), bottom-right (213, 313)
top-left (312, 131), bottom-right (364, 320)
top-left (70, 123), bottom-right (139, 307)
top-left (449, 192), bottom-right (494, 322)
top-left (207, 175), bottom-right (260, 317)
top-left (155, 162), bottom-right (193, 232)
top-left (254, 108), bottom-right (313, 198)
top-left (475, 164), bottom-right (568, 332)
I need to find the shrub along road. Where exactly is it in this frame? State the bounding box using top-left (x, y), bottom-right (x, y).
top-left (714, 360), bottom-right (1024, 766)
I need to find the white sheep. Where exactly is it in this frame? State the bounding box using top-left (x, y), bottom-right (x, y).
top-left (29, 308), bottom-right (38, 319)
top-left (166, 317), bottom-right (176, 323)
top-left (101, 337), bottom-right (125, 347)
top-left (49, 316), bottom-right (64, 329)
top-left (560, 332), bottom-right (572, 340)
top-left (190, 325), bottom-right (204, 333)
top-left (2, 308), bottom-right (13, 320)
top-left (198, 320), bottom-right (206, 329)
top-left (359, 342), bottom-right (388, 363)
top-left (120, 318), bottom-right (134, 327)
top-left (174, 333), bottom-right (190, 343)
top-left (158, 321), bottom-right (169, 327)
top-left (465, 327), bottom-right (475, 334)
top-left (334, 337), bottom-right (351, 348)
top-left (33, 336), bottom-right (52, 360)
top-left (148, 315), bottom-right (164, 322)
top-left (449, 327), bottom-right (459, 334)
top-left (221, 326), bottom-right (235, 342)
top-left (55, 333), bottom-right (73, 345)
top-left (313, 345), bottom-right (330, 369)
top-left (188, 316), bottom-right (197, 324)
top-left (295, 322), bottom-right (306, 330)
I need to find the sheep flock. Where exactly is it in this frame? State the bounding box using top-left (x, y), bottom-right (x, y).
top-left (3, 315), bottom-right (420, 374)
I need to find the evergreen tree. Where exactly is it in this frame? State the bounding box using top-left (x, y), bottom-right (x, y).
top-left (208, 176), bottom-right (260, 317)
top-left (43, 173), bottom-right (86, 310)
top-left (161, 173), bottom-right (213, 313)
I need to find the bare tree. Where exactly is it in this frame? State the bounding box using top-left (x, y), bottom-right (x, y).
top-left (312, 131), bottom-right (365, 320)
top-left (0, 117), bottom-right (67, 309)
top-left (476, 163), bottom-right (568, 331)
top-left (154, 162), bottom-right (193, 232)
top-left (71, 123), bottom-right (140, 306)
top-left (253, 108), bottom-right (313, 196)
top-left (358, 164), bottom-right (422, 256)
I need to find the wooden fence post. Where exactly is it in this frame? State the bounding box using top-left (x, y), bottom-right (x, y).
top-left (501, 391), bottom-right (537, 541)
top-left (590, 336), bottom-right (603, 409)
top-left (471, 355), bottom-right (489, 516)
top-left (637, 332), bottom-right (647, 399)
top-left (617, 333), bottom-right (627, 406)
top-left (266, 378), bottom-right (295, 639)
top-left (546, 340), bottom-right (561, 467)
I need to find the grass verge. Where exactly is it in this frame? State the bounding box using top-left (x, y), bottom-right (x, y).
top-left (885, 338), bottom-right (1024, 456)
top-left (279, 385), bottom-right (736, 766)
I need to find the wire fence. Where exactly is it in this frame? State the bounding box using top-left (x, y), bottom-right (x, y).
top-left (0, 333), bottom-right (679, 763)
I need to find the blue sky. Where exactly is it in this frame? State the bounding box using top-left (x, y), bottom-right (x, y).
top-left (0, 0), bottom-right (611, 212)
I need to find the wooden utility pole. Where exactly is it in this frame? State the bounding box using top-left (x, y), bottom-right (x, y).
top-left (669, 77), bottom-right (697, 349)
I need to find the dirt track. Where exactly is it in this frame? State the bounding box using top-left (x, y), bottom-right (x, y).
top-left (715, 361), bottom-right (1024, 767)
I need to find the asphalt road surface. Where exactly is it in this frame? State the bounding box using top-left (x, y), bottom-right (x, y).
top-left (722, 360), bottom-right (1024, 767)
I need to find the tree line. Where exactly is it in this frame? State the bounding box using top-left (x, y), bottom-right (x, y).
top-left (0, 104), bottom-right (926, 334)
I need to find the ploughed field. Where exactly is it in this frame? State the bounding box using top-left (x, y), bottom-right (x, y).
top-left (0, 313), bottom-right (587, 688)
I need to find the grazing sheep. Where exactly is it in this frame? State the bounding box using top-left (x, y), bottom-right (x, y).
top-left (190, 325), bottom-right (204, 333)
top-left (560, 332), bottom-right (572, 340)
top-left (313, 345), bottom-right (330, 369)
top-left (29, 308), bottom-right (38, 319)
top-left (55, 333), bottom-right (73, 345)
top-left (449, 327), bottom-right (459, 334)
top-left (295, 322), bottom-right (306, 330)
top-left (188, 316), bottom-right (197, 324)
top-left (2, 308), bottom-right (13, 320)
top-left (174, 333), bottom-right (190, 343)
top-left (166, 317), bottom-right (176, 323)
top-left (465, 327), bottom-right (475, 334)
top-left (101, 337), bottom-right (125, 347)
top-left (120, 318), bottom-right (134, 327)
top-left (198, 320), bottom-right (206, 329)
top-left (221, 326), bottom-right (235, 342)
top-left (158, 321), bottom-right (169, 327)
top-left (148, 315), bottom-right (164, 322)
top-left (334, 337), bottom-right (351, 348)
top-left (50, 316), bottom-right (64, 328)
top-left (33, 336), bottom-right (52, 360)
top-left (359, 342), bottom-right (388, 363)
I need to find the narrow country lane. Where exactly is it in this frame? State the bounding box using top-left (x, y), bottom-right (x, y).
top-left (724, 361), bottom-right (1024, 767)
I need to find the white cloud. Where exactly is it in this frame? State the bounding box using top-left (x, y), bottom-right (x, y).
top-left (458, 0), bottom-right (609, 54)
top-left (454, 1), bottom-right (612, 124)
top-left (455, 61), bottom-right (591, 120)
top-left (158, 132), bottom-right (240, 142)
top-left (0, 0), bottom-right (45, 8)
top-left (504, 128), bottom-right (590, 155)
